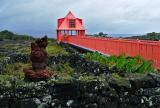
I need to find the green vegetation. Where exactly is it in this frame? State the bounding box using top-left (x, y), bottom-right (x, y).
top-left (0, 61), bottom-right (106, 87)
top-left (79, 74), bottom-right (106, 82)
top-left (111, 73), bottom-right (124, 80)
top-left (2, 63), bottom-right (31, 79)
top-left (0, 41), bottom-right (31, 55)
top-left (83, 52), bottom-right (156, 73)
top-left (53, 63), bottom-right (75, 76)
top-left (0, 30), bottom-right (106, 88)
top-left (0, 55), bottom-right (5, 61)
top-left (0, 30), bottom-right (157, 89)
top-left (126, 32), bottom-right (160, 41)
top-left (47, 40), bottom-right (68, 56)
top-left (84, 52), bottom-right (107, 65)
top-left (0, 30), bottom-right (71, 86)
top-left (0, 30), bottom-right (35, 41)
top-left (0, 36), bottom-right (67, 57)
top-left (95, 32), bottom-right (108, 37)
top-left (0, 75), bottom-right (12, 87)
top-left (92, 32), bottom-right (112, 38)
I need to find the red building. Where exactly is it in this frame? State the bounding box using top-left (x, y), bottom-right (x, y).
top-left (56, 12), bottom-right (160, 69)
top-left (57, 11), bottom-right (85, 42)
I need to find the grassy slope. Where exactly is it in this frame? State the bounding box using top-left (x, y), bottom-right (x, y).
top-left (83, 52), bottom-right (157, 73)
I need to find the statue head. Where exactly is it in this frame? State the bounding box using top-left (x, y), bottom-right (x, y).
top-left (35, 36), bottom-right (48, 49)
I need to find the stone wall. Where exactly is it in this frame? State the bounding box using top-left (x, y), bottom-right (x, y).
top-left (0, 45), bottom-right (160, 108)
top-left (0, 75), bottom-right (160, 108)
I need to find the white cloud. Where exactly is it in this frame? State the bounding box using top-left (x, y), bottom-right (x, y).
top-left (0, 0), bottom-right (160, 37)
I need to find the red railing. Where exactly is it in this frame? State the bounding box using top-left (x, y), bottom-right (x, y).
top-left (62, 36), bottom-right (160, 68)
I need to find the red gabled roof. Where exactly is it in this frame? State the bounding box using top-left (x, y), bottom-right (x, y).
top-left (57, 11), bottom-right (85, 30)
top-left (65, 11), bottom-right (76, 19)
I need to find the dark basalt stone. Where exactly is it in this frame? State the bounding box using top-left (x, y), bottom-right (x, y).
top-left (47, 53), bottom-right (110, 76)
top-left (109, 78), bottom-right (131, 93)
top-left (53, 83), bottom-right (78, 99)
top-left (135, 87), bottom-right (160, 96)
top-left (0, 78), bottom-right (160, 108)
top-left (8, 53), bottom-right (29, 63)
top-left (149, 95), bottom-right (160, 106)
top-left (130, 75), bottom-right (157, 90)
top-left (148, 73), bottom-right (160, 87)
top-left (10, 98), bottom-right (39, 108)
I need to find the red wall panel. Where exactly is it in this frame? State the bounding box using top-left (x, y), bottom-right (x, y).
top-left (63, 36), bottom-right (160, 69)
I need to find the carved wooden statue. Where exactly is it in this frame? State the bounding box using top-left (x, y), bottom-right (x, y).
top-left (23, 36), bottom-right (52, 81)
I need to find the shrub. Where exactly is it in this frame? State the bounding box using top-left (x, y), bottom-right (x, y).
top-left (83, 52), bottom-right (156, 73)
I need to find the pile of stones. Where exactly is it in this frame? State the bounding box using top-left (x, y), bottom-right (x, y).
top-left (48, 54), bottom-right (110, 76)
top-left (0, 48), bottom-right (14, 57)
top-left (0, 53), bottom-right (29, 72)
top-left (0, 73), bottom-right (160, 108)
top-left (8, 53), bottom-right (29, 63)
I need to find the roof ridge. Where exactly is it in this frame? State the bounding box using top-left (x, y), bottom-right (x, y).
top-left (65, 11), bottom-right (76, 19)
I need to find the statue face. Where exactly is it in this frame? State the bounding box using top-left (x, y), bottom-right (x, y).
top-left (31, 43), bottom-right (39, 50)
top-left (30, 36), bottom-right (48, 64)
top-left (35, 36), bottom-right (48, 48)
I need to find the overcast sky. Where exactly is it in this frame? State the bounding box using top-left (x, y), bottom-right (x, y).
top-left (0, 0), bottom-right (160, 37)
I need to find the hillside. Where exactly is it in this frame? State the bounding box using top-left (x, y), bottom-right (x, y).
top-left (0, 30), bottom-right (35, 41)
top-left (125, 32), bottom-right (160, 41)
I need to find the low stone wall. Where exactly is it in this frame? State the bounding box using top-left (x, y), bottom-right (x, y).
top-left (48, 54), bottom-right (110, 76)
top-left (0, 49), bottom-right (160, 107)
top-left (0, 74), bottom-right (160, 108)
top-left (0, 53), bottom-right (29, 72)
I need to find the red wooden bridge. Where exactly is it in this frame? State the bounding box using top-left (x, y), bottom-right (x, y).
top-left (57, 12), bottom-right (160, 68)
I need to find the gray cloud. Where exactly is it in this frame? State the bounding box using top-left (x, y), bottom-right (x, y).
top-left (0, 0), bottom-right (160, 37)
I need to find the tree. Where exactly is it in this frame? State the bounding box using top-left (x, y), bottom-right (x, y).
top-left (98, 32), bottom-right (108, 37)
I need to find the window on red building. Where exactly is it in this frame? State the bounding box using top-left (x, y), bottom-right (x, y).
top-left (69, 19), bottom-right (75, 28)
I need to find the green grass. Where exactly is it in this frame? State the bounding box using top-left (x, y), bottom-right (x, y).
top-left (47, 41), bottom-right (68, 56)
top-left (83, 52), bottom-right (156, 73)
top-left (0, 40), bottom-right (68, 56)
top-left (0, 61), bottom-right (104, 87)
top-left (0, 75), bottom-right (12, 87)
top-left (84, 52), bottom-right (107, 65)
top-left (0, 32), bottom-right (107, 86)
top-left (46, 44), bottom-right (68, 56)
top-left (56, 63), bottom-right (74, 76)
top-left (2, 63), bottom-right (31, 79)
top-left (0, 41), bottom-right (31, 55)
top-left (0, 40), bottom-right (69, 82)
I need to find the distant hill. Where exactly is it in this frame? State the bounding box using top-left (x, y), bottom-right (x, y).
top-left (125, 32), bottom-right (160, 41)
top-left (109, 34), bottom-right (142, 38)
top-left (0, 30), bottom-right (35, 41)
